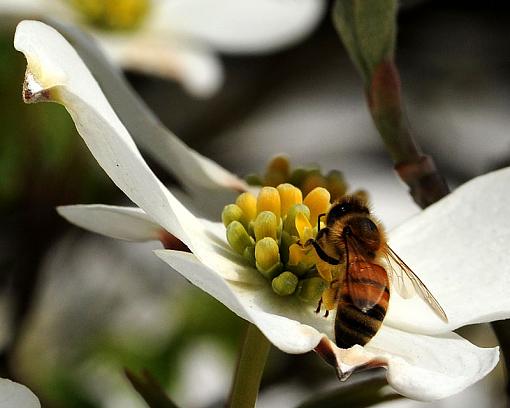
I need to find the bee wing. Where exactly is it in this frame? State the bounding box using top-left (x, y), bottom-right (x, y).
top-left (345, 236), bottom-right (388, 313)
top-left (384, 245), bottom-right (448, 322)
top-left (383, 249), bottom-right (415, 299)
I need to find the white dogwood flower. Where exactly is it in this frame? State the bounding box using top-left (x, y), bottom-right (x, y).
top-left (0, 379), bottom-right (40, 408)
top-left (16, 20), bottom-right (510, 402)
top-left (2, 0), bottom-right (325, 97)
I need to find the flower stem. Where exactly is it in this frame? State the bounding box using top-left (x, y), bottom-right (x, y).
top-left (332, 0), bottom-right (449, 208)
top-left (228, 323), bottom-right (271, 408)
top-left (366, 58), bottom-right (450, 207)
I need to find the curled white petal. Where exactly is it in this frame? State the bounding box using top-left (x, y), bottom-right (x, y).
top-left (57, 205), bottom-right (161, 242)
top-left (0, 379), bottom-right (40, 408)
top-left (319, 326), bottom-right (498, 402)
top-left (14, 20), bottom-right (213, 248)
top-left (386, 167), bottom-right (510, 335)
top-left (15, 20), bottom-right (246, 213)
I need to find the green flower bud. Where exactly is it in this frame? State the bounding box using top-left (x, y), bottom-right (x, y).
top-left (272, 271), bottom-right (299, 296)
top-left (254, 211), bottom-right (278, 242)
top-left (297, 277), bottom-right (328, 304)
top-left (222, 204), bottom-right (246, 227)
top-left (288, 167), bottom-right (308, 188)
top-left (264, 155), bottom-right (291, 187)
top-left (288, 261), bottom-right (313, 278)
top-left (279, 230), bottom-right (298, 264)
top-left (255, 238), bottom-right (282, 279)
top-left (226, 221), bottom-right (254, 255)
top-left (243, 245), bottom-right (256, 266)
top-left (245, 174), bottom-right (264, 186)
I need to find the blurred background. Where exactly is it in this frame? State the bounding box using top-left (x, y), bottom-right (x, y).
top-left (0, 0), bottom-right (509, 407)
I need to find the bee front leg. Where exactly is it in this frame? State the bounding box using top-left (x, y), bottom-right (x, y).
top-left (317, 213), bottom-right (326, 228)
top-left (315, 298), bottom-right (329, 317)
top-left (315, 297), bottom-right (323, 314)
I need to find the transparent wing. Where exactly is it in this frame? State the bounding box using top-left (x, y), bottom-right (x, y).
top-left (383, 249), bottom-right (415, 299)
top-left (384, 245), bottom-right (448, 322)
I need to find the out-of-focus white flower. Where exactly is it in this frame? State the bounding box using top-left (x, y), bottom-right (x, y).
top-left (0, 379), bottom-right (40, 408)
top-left (15, 20), bottom-right (510, 401)
top-left (2, 0), bottom-right (325, 97)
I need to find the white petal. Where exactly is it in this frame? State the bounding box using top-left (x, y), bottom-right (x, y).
top-left (98, 34), bottom-right (223, 98)
top-left (371, 328), bottom-right (499, 401)
top-left (157, 0), bottom-right (325, 54)
top-left (57, 205), bottom-right (162, 242)
top-left (16, 21), bottom-right (252, 286)
top-left (15, 20), bottom-right (199, 245)
top-left (154, 250), bottom-right (324, 353)
top-left (0, 379), bottom-right (40, 408)
top-left (0, 0), bottom-right (41, 15)
top-left (17, 20), bottom-right (247, 214)
top-left (385, 167), bottom-right (510, 335)
top-left (156, 250), bottom-right (499, 400)
top-left (320, 326), bottom-right (499, 401)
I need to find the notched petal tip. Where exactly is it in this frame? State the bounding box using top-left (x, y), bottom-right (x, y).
top-left (22, 69), bottom-right (53, 103)
top-left (314, 336), bottom-right (388, 381)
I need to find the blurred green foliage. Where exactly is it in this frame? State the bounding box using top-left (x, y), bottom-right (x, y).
top-left (32, 288), bottom-right (244, 407)
top-left (0, 33), bottom-right (113, 209)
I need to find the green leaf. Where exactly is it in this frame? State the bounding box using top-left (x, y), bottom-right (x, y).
top-left (332, 0), bottom-right (397, 84)
top-left (125, 369), bottom-right (180, 408)
top-left (296, 376), bottom-right (402, 408)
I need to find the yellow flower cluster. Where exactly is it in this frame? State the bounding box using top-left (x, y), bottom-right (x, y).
top-left (223, 184), bottom-right (328, 301)
top-left (70, 0), bottom-right (150, 31)
top-left (224, 157), bottom-right (357, 303)
top-left (245, 154), bottom-right (348, 202)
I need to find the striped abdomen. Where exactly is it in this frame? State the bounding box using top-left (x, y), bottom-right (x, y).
top-left (334, 261), bottom-right (390, 348)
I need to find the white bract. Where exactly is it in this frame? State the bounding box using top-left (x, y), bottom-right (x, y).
top-left (15, 20), bottom-right (510, 402)
top-left (0, 379), bottom-right (40, 408)
top-left (2, 0), bottom-right (325, 97)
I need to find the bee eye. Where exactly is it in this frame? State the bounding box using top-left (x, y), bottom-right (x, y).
top-left (350, 217), bottom-right (378, 239)
top-left (359, 218), bottom-right (378, 234)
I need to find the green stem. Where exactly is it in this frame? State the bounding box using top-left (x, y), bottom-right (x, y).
top-left (366, 58), bottom-right (449, 208)
top-left (228, 323), bottom-right (271, 408)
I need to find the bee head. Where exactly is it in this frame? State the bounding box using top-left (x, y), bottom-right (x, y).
top-left (326, 196), bottom-right (369, 226)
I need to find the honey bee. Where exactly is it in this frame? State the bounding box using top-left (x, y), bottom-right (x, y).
top-left (308, 195), bottom-right (448, 349)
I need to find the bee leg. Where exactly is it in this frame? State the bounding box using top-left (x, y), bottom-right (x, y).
top-left (315, 297), bottom-right (323, 314)
top-left (298, 238), bottom-right (314, 248)
top-left (324, 310), bottom-right (329, 318)
top-left (317, 213), bottom-right (327, 227)
top-left (310, 239), bottom-right (341, 265)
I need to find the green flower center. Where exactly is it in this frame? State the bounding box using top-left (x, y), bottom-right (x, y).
top-left (222, 156), bottom-right (359, 304)
top-left (69, 0), bottom-right (150, 31)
